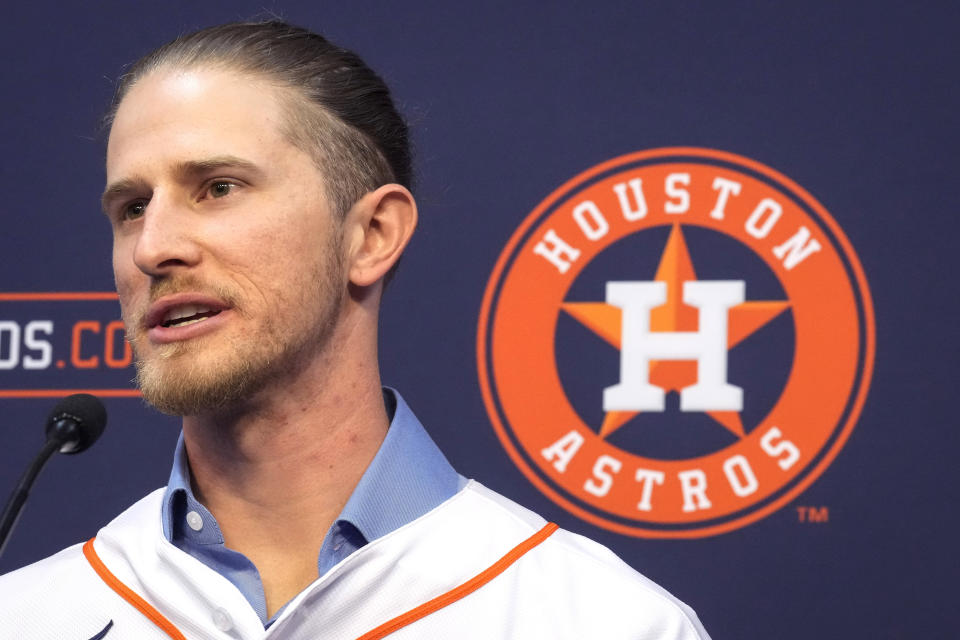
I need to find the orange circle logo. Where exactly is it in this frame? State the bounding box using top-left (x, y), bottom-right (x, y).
top-left (477, 148), bottom-right (874, 538)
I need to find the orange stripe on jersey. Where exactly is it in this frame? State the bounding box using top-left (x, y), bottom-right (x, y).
top-left (82, 538), bottom-right (187, 640)
top-left (356, 522), bottom-right (560, 640)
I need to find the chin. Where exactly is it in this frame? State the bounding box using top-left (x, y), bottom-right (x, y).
top-left (135, 346), bottom-right (261, 416)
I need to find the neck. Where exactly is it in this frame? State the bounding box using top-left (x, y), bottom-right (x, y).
top-left (180, 315), bottom-right (388, 617)
top-left (183, 380), bottom-right (388, 520)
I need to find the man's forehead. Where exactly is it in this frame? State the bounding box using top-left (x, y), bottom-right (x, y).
top-left (106, 67), bottom-right (296, 176)
top-left (117, 64), bottom-right (275, 104)
top-left (109, 66), bottom-right (288, 140)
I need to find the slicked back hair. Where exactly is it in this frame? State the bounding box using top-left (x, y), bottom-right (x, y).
top-left (105, 20), bottom-right (412, 221)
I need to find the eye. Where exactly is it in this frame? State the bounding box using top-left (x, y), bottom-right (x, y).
top-left (122, 200), bottom-right (148, 221)
top-left (206, 180), bottom-right (237, 199)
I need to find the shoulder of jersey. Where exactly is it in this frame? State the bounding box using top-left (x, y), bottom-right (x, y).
top-left (0, 542), bottom-right (95, 627)
top-left (0, 489), bottom-right (166, 623)
top-left (464, 481), bottom-right (712, 639)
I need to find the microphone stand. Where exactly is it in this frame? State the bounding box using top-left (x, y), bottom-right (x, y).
top-left (0, 420), bottom-right (83, 559)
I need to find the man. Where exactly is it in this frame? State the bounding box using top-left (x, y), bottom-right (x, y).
top-left (0, 21), bottom-right (710, 639)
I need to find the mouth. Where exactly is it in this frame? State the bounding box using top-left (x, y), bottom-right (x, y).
top-left (159, 304), bottom-right (223, 328)
top-left (145, 294), bottom-right (232, 336)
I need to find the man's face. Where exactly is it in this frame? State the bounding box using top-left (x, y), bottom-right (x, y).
top-left (104, 66), bottom-right (346, 415)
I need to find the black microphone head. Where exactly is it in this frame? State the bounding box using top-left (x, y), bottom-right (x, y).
top-left (45, 393), bottom-right (107, 454)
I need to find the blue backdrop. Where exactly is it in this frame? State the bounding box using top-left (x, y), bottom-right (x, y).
top-left (0, 2), bottom-right (956, 638)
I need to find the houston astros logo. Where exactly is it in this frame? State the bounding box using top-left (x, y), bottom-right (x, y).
top-left (477, 147), bottom-right (874, 538)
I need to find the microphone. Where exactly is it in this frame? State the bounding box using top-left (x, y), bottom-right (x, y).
top-left (45, 393), bottom-right (108, 454)
top-left (0, 394), bottom-right (107, 559)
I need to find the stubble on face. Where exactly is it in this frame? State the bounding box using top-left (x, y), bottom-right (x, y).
top-left (126, 231), bottom-right (346, 417)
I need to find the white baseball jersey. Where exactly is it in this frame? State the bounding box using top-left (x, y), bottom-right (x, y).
top-left (0, 481), bottom-right (710, 639)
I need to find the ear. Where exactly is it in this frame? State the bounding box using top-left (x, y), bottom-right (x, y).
top-left (346, 183), bottom-right (418, 287)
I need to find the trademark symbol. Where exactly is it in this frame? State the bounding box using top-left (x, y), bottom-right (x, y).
top-left (796, 506), bottom-right (829, 523)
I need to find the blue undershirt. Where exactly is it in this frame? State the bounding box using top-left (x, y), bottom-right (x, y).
top-left (160, 388), bottom-right (465, 627)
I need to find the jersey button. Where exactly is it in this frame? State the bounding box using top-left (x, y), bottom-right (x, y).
top-left (212, 607), bottom-right (233, 631)
top-left (186, 510), bottom-right (204, 532)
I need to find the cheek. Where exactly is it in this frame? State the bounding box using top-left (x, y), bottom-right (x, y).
top-left (112, 243), bottom-right (145, 315)
top-left (115, 279), bottom-right (141, 326)
top-left (112, 247), bottom-right (130, 295)
top-left (230, 219), bottom-right (327, 273)
top-left (224, 182), bottom-right (334, 266)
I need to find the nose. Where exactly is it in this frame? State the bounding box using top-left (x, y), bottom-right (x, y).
top-left (132, 193), bottom-right (202, 277)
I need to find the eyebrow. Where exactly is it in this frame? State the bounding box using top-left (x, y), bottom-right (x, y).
top-left (101, 155), bottom-right (263, 213)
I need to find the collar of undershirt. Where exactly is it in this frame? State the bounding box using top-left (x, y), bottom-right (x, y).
top-left (161, 387), bottom-right (463, 549)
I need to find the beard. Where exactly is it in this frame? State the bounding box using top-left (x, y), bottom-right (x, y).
top-left (126, 234), bottom-right (345, 416)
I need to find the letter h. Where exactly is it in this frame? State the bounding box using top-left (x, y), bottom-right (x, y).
top-left (603, 281), bottom-right (744, 412)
